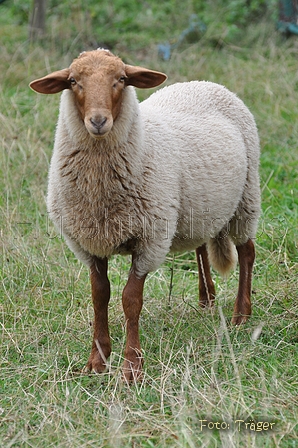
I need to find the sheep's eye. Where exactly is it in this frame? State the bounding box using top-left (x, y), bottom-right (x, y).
top-left (113, 77), bottom-right (126, 88)
top-left (69, 77), bottom-right (77, 86)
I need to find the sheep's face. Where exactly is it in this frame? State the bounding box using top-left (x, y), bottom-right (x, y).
top-left (30, 49), bottom-right (167, 139)
top-left (69, 51), bottom-right (128, 138)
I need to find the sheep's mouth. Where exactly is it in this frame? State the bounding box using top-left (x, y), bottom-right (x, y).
top-left (87, 127), bottom-right (111, 139)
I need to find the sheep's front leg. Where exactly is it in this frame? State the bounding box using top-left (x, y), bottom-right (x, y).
top-left (122, 267), bottom-right (147, 383)
top-left (85, 257), bottom-right (111, 373)
top-left (196, 244), bottom-right (216, 307)
top-left (232, 239), bottom-right (255, 325)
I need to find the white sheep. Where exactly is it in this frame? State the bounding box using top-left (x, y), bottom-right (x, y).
top-left (30, 49), bottom-right (261, 382)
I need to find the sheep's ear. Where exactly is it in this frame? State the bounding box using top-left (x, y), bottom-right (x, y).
top-left (125, 65), bottom-right (167, 89)
top-left (29, 69), bottom-right (70, 94)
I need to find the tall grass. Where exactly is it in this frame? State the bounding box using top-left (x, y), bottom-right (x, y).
top-left (0, 4), bottom-right (297, 447)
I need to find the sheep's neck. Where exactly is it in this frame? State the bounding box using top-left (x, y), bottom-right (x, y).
top-left (68, 145), bottom-right (140, 201)
top-left (57, 87), bottom-right (149, 224)
top-left (59, 144), bottom-right (143, 223)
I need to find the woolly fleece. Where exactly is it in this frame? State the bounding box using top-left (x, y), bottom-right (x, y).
top-left (47, 76), bottom-right (261, 277)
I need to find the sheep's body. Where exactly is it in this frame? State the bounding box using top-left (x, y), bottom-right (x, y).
top-left (30, 50), bottom-right (261, 381)
top-left (48, 81), bottom-right (260, 277)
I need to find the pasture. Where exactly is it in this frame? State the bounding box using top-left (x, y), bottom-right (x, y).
top-left (0, 2), bottom-right (297, 447)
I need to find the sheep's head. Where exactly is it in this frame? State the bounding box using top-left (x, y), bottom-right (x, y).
top-left (30, 49), bottom-right (167, 138)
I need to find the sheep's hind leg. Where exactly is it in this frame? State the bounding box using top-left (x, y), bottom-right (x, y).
top-left (122, 265), bottom-right (147, 383)
top-left (196, 244), bottom-right (216, 307)
top-left (85, 257), bottom-right (111, 373)
top-left (232, 239), bottom-right (255, 325)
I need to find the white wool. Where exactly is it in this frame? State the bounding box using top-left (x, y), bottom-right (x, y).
top-left (47, 80), bottom-right (261, 277)
top-left (96, 47), bottom-right (112, 53)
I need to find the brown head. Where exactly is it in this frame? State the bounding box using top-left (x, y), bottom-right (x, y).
top-left (30, 49), bottom-right (167, 138)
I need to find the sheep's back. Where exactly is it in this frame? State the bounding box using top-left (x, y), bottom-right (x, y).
top-left (142, 81), bottom-right (252, 122)
top-left (141, 81), bottom-right (259, 162)
top-left (139, 81), bottom-right (257, 250)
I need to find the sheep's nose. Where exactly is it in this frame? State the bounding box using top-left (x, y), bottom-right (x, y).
top-left (90, 116), bottom-right (107, 131)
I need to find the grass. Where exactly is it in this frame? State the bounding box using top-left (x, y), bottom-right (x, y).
top-left (0, 1), bottom-right (298, 447)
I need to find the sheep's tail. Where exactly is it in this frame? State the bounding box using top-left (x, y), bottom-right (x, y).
top-left (206, 231), bottom-right (237, 278)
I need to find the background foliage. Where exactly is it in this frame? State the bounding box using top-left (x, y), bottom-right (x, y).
top-left (6, 0), bottom-right (278, 49)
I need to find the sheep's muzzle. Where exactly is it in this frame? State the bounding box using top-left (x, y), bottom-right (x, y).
top-left (84, 111), bottom-right (114, 138)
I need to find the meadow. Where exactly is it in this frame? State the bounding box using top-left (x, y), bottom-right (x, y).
top-left (0, 1), bottom-right (297, 447)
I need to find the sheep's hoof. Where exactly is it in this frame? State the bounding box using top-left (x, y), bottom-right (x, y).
top-left (231, 313), bottom-right (249, 326)
top-left (199, 288), bottom-right (216, 308)
top-left (84, 349), bottom-right (109, 374)
top-left (199, 296), bottom-right (215, 308)
top-left (83, 361), bottom-right (106, 374)
top-left (122, 354), bottom-right (143, 384)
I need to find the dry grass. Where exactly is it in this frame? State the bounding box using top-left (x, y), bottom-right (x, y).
top-left (0, 10), bottom-right (297, 448)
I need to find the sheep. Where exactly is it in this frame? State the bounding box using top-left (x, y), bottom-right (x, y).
top-left (30, 49), bottom-right (261, 382)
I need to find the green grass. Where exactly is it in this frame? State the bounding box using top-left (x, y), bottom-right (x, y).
top-left (0, 2), bottom-right (297, 447)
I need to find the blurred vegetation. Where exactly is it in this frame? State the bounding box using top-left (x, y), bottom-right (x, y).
top-left (3, 0), bottom-right (278, 51)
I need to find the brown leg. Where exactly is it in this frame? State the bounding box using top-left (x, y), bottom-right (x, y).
top-left (232, 238), bottom-right (255, 325)
top-left (122, 265), bottom-right (147, 383)
top-left (196, 244), bottom-right (216, 307)
top-left (85, 257), bottom-right (111, 373)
